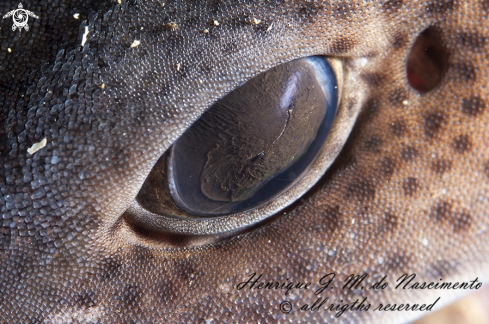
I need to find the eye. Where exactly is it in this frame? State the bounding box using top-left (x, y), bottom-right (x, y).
top-left (169, 56), bottom-right (337, 216)
top-left (127, 56), bottom-right (355, 235)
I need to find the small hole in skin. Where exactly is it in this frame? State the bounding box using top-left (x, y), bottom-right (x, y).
top-left (407, 26), bottom-right (449, 94)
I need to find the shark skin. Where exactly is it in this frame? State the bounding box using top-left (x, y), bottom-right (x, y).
top-left (0, 0), bottom-right (488, 323)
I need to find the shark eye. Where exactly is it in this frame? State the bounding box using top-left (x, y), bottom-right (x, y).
top-left (168, 56), bottom-right (338, 216)
top-left (129, 56), bottom-right (349, 235)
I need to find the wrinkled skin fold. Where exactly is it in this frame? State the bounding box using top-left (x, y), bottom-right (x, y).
top-left (0, 1), bottom-right (488, 323)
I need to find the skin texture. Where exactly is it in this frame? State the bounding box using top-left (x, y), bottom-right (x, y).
top-left (0, 0), bottom-right (488, 323)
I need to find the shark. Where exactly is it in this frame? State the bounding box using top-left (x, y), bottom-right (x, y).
top-left (1, 0), bottom-right (488, 323)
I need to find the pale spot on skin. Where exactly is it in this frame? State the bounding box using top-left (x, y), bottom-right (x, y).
top-left (27, 138), bottom-right (47, 155)
top-left (81, 26), bottom-right (89, 46)
top-left (130, 40), bottom-right (141, 48)
top-left (7, 48), bottom-right (11, 53)
top-left (213, 20), bottom-right (219, 26)
top-left (45, 306), bottom-right (103, 323)
top-left (167, 22), bottom-right (178, 30)
top-left (73, 13), bottom-right (79, 19)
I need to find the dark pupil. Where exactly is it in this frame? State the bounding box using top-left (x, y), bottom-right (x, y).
top-left (169, 56), bottom-right (338, 216)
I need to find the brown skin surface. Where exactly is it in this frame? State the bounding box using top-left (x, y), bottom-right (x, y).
top-left (0, 1), bottom-right (488, 323)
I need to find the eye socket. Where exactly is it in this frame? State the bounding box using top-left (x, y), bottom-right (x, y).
top-left (127, 56), bottom-right (354, 235)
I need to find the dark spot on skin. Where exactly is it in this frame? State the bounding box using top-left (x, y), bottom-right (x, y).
top-left (424, 111), bottom-right (446, 137)
top-left (383, 0), bottom-right (404, 12)
top-left (364, 136), bottom-right (383, 153)
top-left (380, 157), bottom-right (396, 177)
top-left (451, 62), bottom-right (476, 82)
top-left (132, 246), bottom-right (155, 265)
top-left (390, 119), bottom-right (407, 137)
top-left (430, 201), bottom-right (471, 232)
top-left (100, 259), bottom-right (122, 281)
top-left (453, 134), bottom-right (472, 153)
top-left (345, 177), bottom-right (376, 201)
top-left (362, 73), bottom-right (386, 87)
top-left (360, 98), bottom-right (380, 121)
top-left (457, 32), bottom-right (487, 49)
top-left (347, 98), bottom-right (357, 111)
top-left (461, 96), bottom-right (486, 116)
top-left (158, 279), bottom-right (178, 304)
top-left (75, 291), bottom-right (96, 308)
top-left (331, 37), bottom-right (355, 54)
top-left (430, 201), bottom-right (452, 223)
top-left (484, 162), bottom-right (489, 178)
top-left (222, 41), bottom-right (238, 55)
top-left (452, 210), bottom-right (472, 232)
top-left (427, 260), bottom-right (458, 277)
top-left (392, 32), bottom-right (407, 49)
top-left (400, 146), bottom-right (418, 161)
top-left (402, 177), bottom-right (418, 197)
top-left (483, 0), bottom-right (489, 11)
top-left (379, 212), bottom-right (399, 233)
top-left (426, 0), bottom-right (455, 13)
top-left (122, 285), bottom-right (141, 307)
top-left (175, 259), bottom-right (199, 281)
top-left (321, 205), bottom-right (342, 233)
top-left (431, 159), bottom-right (452, 175)
top-left (389, 88), bottom-right (407, 103)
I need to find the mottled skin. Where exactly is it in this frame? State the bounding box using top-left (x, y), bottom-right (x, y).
top-left (0, 0), bottom-right (488, 323)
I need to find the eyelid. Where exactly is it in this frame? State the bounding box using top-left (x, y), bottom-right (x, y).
top-left (124, 56), bottom-right (361, 236)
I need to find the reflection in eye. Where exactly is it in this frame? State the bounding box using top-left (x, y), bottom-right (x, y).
top-left (168, 56), bottom-right (339, 216)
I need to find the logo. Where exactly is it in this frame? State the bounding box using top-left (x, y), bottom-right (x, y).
top-left (3, 3), bottom-right (38, 33)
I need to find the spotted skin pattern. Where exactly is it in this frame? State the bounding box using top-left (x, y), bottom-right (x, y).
top-left (0, 0), bottom-right (488, 323)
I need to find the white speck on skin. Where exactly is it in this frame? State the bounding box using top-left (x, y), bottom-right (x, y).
top-left (27, 138), bottom-right (47, 155)
top-left (199, 80), bottom-right (203, 84)
top-left (402, 100), bottom-right (409, 105)
top-left (203, 29), bottom-right (209, 33)
top-left (117, 0), bottom-right (121, 3)
top-left (81, 26), bottom-right (89, 46)
top-left (378, 256), bottom-right (384, 264)
top-left (213, 20), bottom-right (219, 26)
top-left (100, 83), bottom-right (105, 89)
top-left (266, 22), bottom-right (273, 32)
top-left (176, 63), bottom-right (181, 71)
top-left (253, 18), bottom-right (261, 25)
top-left (422, 238), bottom-right (429, 246)
top-left (73, 13), bottom-right (79, 19)
top-left (7, 48), bottom-right (11, 53)
top-left (167, 22), bottom-right (178, 30)
top-left (130, 40), bottom-right (140, 48)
